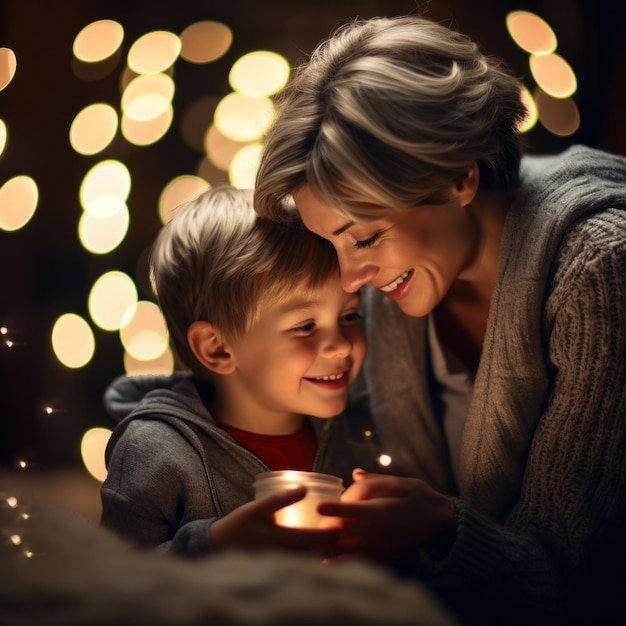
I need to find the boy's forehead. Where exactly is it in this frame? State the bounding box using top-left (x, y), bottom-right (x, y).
top-left (265, 285), bottom-right (360, 315)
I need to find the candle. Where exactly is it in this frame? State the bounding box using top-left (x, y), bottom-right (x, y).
top-left (253, 470), bottom-right (343, 529)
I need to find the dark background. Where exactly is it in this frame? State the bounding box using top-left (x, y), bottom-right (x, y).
top-left (1, 0), bottom-right (625, 470)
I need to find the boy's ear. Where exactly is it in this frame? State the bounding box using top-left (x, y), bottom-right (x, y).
top-left (453, 162), bottom-right (480, 207)
top-left (187, 321), bottom-right (236, 375)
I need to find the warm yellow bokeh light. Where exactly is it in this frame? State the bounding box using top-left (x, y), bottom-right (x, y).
top-left (0, 47), bottom-right (17, 91)
top-left (51, 313), bottom-right (95, 369)
top-left (80, 160), bottom-right (131, 211)
top-left (158, 175), bottom-right (210, 224)
top-left (121, 73), bottom-right (175, 122)
top-left (88, 271), bottom-right (138, 331)
top-left (506, 11), bottom-right (557, 55)
top-left (535, 88), bottom-right (581, 137)
top-left (214, 93), bottom-right (274, 142)
top-left (180, 21), bottom-right (233, 63)
top-left (124, 347), bottom-right (175, 376)
top-left (229, 143), bottom-right (263, 188)
top-left (120, 300), bottom-right (169, 361)
top-left (518, 86), bottom-right (539, 133)
top-left (73, 20), bottom-right (124, 63)
top-left (229, 51), bottom-right (290, 98)
top-left (81, 427), bottom-right (112, 482)
top-left (0, 119), bottom-right (6, 156)
top-left (70, 103), bottom-right (118, 155)
top-left (121, 104), bottom-right (173, 146)
top-left (127, 31), bottom-right (181, 75)
top-left (204, 123), bottom-right (251, 172)
top-left (78, 201), bottom-right (130, 254)
top-left (529, 53), bottom-right (577, 99)
top-left (0, 175), bottom-right (38, 231)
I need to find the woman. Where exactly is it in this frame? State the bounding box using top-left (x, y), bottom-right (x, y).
top-left (254, 14), bottom-right (626, 624)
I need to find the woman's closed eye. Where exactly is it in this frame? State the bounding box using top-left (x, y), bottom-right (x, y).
top-left (353, 232), bottom-right (381, 249)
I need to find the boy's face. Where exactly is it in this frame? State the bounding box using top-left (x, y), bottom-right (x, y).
top-left (224, 276), bottom-right (365, 428)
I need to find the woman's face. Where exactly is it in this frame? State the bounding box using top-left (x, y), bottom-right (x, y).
top-left (293, 184), bottom-right (481, 318)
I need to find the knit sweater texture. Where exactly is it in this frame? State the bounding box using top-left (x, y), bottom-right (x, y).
top-left (355, 145), bottom-right (626, 614)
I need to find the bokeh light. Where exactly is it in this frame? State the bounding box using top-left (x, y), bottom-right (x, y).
top-left (78, 199), bottom-right (130, 254)
top-left (127, 31), bottom-right (181, 75)
top-left (518, 86), bottom-right (539, 133)
top-left (229, 143), bottom-right (263, 188)
top-left (73, 20), bottom-right (124, 62)
top-left (0, 47), bottom-right (17, 91)
top-left (229, 51), bottom-right (290, 97)
top-left (124, 347), bottom-right (175, 376)
top-left (0, 175), bottom-right (38, 231)
top-left (214, 92), bottom-right (274, 142)
top-left (0, 119), bottom-right (7, 156)
top-left (121, 73), bottom-right (175, 122)
top-left (506, 11), bottom-right (557, 55)
top-left (88, 271), bottom-right (139, 331)
top-left (534, 88), bottom-right (580, 136)
top-left (529, 53), bottom-right (577, 99)
top-left (119, 300), bottom-right (169, 361)
top-left (179, 21), bottom-right (233, 63)
top-left (121, 104), bottom-right (174, 145)
top-left (158, 175), bottom-right (210, 224)
top-left (51, 313), bottom-right (96, 369)
top-left (81, 427), bottom-right (112, 482)
top-left (80, 160), bottom-right (131, 211)
top-left (70, 103), bottom-right (119, 155)
top-left (204, 123), bottom-right (251, 171)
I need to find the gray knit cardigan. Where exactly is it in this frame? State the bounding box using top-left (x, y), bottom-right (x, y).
top-left (355, 145), bottom-right (626, 612)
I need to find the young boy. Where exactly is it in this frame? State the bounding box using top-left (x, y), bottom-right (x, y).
top-left (100, 185), bottom-right (380, 556)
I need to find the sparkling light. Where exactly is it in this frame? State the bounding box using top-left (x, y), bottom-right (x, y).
top-left (51, 313), bottom-right (95, 369)
top-left (73, 20), bottom-right (124, 63)
top-left (204, 123), bottom-right (251, 172)
top-left (378, 454), bottom-right (392, 467)
top-left (0, 175), bottom-right (39, 231)
top-left (6, 496), bottom-right (18, 508)
top-left (518, 86), bottom-right (539, 133)
top-left (534, 88), bottom-right (580, 136)
top-left (124, 346), bottom-right (175, 376)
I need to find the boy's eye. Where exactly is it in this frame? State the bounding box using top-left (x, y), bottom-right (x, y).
top-left (341, 312), bottom-right (361, 324)
top-left (293, 322), bottom-right (315, 332)
top-left (353, 232), bottom-right (381, 249)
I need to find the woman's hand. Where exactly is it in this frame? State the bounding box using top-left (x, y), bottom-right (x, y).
top-left (209, 486), bottom-right (341, 553)
top-left (318, 469), bottom-right (457, 562)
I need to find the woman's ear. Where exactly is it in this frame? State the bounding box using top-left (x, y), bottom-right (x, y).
top-left (453, 163), bottom-right (480, 207)
top-left (187, 321), bottom-right (236, 375)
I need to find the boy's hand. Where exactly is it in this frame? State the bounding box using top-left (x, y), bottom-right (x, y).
top-left (317, 469), bottom-right (457, 562)
top-left (210, 486), bottom-right (340, 553)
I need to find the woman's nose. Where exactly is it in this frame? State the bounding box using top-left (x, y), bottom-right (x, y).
top-left (339, 261), bottom-right (377, 293)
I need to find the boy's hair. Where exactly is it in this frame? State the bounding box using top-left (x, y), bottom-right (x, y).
top-left (254, 15), bottom-right (528, 222)
top-left (150, 185), bottom-right (339, 375)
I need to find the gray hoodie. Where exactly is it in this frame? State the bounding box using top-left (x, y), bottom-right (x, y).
top-left (101, 373), bottom-right (381, 556)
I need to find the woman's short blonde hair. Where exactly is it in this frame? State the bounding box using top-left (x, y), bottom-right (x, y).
top-left (254, 15), bottom-right (528, 222)
top-left (150, 185), bottom-right (338, 374)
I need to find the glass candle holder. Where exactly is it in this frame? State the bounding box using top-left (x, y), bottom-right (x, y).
top-left (253, 470), bottom-right (343, 529)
